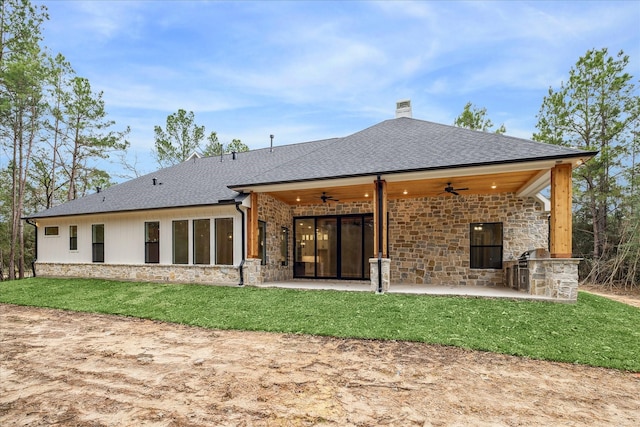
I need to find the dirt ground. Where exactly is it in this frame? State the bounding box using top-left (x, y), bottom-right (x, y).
top-left (1, 301), bottom-right (639, 427)
top-left (579, 284), bottom-right (640, 309)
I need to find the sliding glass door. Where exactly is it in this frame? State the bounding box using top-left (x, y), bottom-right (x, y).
top-left (294, 214), bottom-right (373, 280)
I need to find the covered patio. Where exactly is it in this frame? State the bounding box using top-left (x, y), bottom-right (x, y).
top-left (233, 111), bottom-right (593, 302)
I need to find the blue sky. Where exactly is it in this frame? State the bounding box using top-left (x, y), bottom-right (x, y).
top-left (39, 0), bottom-right (640, 179)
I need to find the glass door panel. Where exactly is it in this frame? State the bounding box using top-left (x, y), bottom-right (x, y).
top-left (316, 218), bottom-right (337, 278)
top-left (340, 217), bottom-right (363, 278)
top-left (363, 216), bottom-right (374, 279)
top-left (295, 219), bottom-right (315, 277)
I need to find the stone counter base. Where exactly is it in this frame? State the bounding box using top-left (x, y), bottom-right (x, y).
top-left (529, 258), bottom-right (581, 301)
top-left (504, 258), bottom-right (581, 302)
top-left (36, 262), bottom-right (241, 286)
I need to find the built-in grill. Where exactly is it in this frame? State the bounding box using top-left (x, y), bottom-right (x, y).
top-left (517, 251), bottom-right (531, 291)
top-left (513, 248), bottom-right (550, 291)
top-left (506, 248), bottom-right (550, 291)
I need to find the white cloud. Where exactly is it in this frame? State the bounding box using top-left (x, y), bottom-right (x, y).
top-left (36, 0), bottom-right (639, 174)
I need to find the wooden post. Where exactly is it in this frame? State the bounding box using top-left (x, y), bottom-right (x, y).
top-left (550, 163), bottom-right (573, 258)
top-left (373, 178), bottom-right (388, 258)
top-left (247, 192), bottom-right (259, 258)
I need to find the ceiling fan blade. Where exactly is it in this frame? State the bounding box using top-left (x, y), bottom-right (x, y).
top-left (320, 192), bottom-right (337, 203)
top-left (455, 187), bottom-right (469, 191)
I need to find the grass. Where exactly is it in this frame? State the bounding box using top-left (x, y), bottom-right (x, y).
top-left (1, 277), bottom-right (638, 371)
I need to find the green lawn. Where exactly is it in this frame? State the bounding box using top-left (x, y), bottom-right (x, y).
top-left (1, 277), bottom-right (638, 371)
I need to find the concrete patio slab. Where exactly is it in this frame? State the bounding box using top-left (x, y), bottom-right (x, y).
top-left (253, 280), bottom-right (556, 302)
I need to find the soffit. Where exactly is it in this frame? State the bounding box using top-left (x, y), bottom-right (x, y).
top-left (266, 169), bottom-right (546, 205)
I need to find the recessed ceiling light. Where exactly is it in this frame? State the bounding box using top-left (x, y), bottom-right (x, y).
top-left (403, 190), bottom-right (408, 195)
top-left (364, 193), bottom-right (369, 197)
top-left (491, 184), bottom-right (497, 189)
top-left (296, 196), bottom-right (300, 202)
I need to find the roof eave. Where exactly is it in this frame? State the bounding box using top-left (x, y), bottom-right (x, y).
top-left (229, 153), bottom-right (594, 193)
top-left (23, 197), bottom-right (249, 221)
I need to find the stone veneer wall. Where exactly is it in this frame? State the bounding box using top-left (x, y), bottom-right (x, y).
top-left (388, 193), bottom-right (548, 286)
top-left (291, 200), bottom-right (374, 218)
top-left (257, 194), bottom-right (294, 282)
top-left (36, 262), bottom-right (240, 285)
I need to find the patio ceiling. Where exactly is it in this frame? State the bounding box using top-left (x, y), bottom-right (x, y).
top-left (266, 169), bottom-right (547, 205)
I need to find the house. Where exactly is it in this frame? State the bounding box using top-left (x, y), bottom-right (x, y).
top-left (26, 101), bottom-right (595, 301)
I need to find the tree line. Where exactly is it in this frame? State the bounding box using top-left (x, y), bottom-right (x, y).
top-left (1, 0), bottom-right (130, 279)
top-left (0, 0), bottom-right (245, 280)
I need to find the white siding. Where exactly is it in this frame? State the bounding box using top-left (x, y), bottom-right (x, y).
top-left (36, 205), bottom-right (243, 266)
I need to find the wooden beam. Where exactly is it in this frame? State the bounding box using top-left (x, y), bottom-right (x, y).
top-left (550, 163), bottom-right (573, 258)
top-left (247, 192), bottom-right (259, 259)
top-left (516, 169), bottom-right (549, 197)
top-left (373, 178), bottom-right (388, 258)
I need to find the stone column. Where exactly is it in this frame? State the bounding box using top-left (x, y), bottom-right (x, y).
top-left (369, 258), bottom-right (391, 293)
top-left (243, 258), bottom-right (263, 286)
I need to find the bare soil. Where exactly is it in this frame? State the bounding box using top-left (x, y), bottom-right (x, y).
top-left (1, 303), bottom-right (638, 427)
top-left (580, 283), bottom-right (640, 308)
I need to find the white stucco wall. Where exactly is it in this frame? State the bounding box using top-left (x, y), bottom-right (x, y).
top-left (35, 205), bottom-right (243, 266)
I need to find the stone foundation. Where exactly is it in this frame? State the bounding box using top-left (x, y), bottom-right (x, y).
top-left (370, 258), bottom-right (391, 293)
top-left (36, 262), bottom-right (241, 285)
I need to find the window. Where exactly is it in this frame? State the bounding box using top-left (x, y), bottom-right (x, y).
top-left (257, 220), bottom-right (266, 265)
top-left (215, 218), bottom-right (233, 265)
top-left (69, 225), bottom-right (77, 250)
top-left (92, 224), bottom-right (104, 263)
top-left (145, 222), bottom-right (160, 263)
top-left (193, 219), bottom-right (210, 264)
top-left (470, 222), bottom-right (503, 269)
top-left (172, 220), bottom-right (188, 264)
top-left (44, 226), bottom-right (59, 236)
top-left (280, 227), bottom-right (289, 266)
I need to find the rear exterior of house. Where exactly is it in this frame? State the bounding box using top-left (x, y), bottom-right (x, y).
top-left (34, 191), bottom-right (548, 286)
top-left (28, 102), bottom-right (593, 301)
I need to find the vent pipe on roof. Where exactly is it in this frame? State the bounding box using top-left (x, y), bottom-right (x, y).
top-left (232, 151), bottom-right (237, 160)
top-left (96, 187), bottom-right (101, 193)
top-left (152, 178), bottom-right (157, 186)
top-left (270, 134), bottom-right (274, 152)
top-left (395, 99), bottom-right (412, 118)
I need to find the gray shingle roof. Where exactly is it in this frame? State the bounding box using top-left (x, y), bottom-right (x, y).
top-left (28, 117), bottom-right (591, 219)
top-left (230, 117), bottom-right (590, 186)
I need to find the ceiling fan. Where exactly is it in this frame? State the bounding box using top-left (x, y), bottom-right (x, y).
top-left (444, 182), bottom-right (469, 196)
top-left (319, 192), bottom-right (339, 203)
